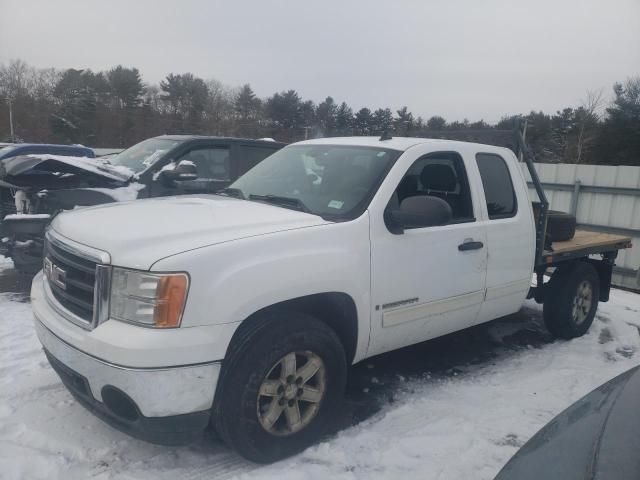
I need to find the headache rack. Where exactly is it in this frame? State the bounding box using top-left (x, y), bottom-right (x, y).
top-left (514, 120), bottom-right (550, 268)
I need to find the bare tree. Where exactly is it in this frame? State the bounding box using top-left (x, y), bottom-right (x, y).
top-left (575, 89), bottom-right (603, 163)
top-left (0, 59), bottom-right (35, 141)
top-left (206, 79), bottom-right (235, 135)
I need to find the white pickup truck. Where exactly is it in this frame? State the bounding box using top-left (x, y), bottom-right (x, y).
top-left (31, 136), bottom-right (631, 462)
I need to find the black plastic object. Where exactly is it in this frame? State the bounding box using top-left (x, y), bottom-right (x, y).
top-left (385, 195), bottom-right (453, 234)
top-left (547, 210), bottom-right (577, 242)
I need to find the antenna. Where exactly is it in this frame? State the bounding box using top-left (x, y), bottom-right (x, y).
top-left (379, 130), bottom-right (392, 141)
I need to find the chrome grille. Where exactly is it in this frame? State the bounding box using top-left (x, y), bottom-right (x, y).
top-left (45, 239), bottom-right (97, 322)
top-left (44, 230), bottom-right (111, 329)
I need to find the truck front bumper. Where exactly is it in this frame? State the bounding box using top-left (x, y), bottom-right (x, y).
top-left (32, 276), bottom-right (222, 445)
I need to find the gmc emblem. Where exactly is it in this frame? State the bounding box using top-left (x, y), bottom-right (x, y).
top-left (44, 257), bottom-right (67, 290)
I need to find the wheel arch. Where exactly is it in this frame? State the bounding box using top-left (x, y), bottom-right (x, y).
top-left (225, 292), bottom-right (359, 366)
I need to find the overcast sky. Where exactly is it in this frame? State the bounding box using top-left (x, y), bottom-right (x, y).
top-left (1, 0), bottom-right (639, 123)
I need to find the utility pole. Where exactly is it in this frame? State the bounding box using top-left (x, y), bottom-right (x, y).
top-left (303, 126), bottom-right (312, 140)
top-left (8, 97), bottom-right (15, 143)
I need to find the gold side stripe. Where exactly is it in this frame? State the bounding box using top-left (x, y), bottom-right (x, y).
top-left (382, 290), bottom-right (484, 328)
top-left (485, 279), bottom-right (531, 301)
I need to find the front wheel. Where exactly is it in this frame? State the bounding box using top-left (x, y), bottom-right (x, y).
top-left (214, 312), bottom-right (346, 463)
top-left (543, 262), bottom-right (599, 339)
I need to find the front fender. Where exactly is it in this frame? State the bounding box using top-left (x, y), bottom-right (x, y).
top-left (152, 214), bottom-right (372, 362)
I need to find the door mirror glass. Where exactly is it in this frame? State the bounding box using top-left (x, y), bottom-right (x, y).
top-left (385, 195), bottom-right (453, 234)
top-left (174, 160), bottom-right (198, 180)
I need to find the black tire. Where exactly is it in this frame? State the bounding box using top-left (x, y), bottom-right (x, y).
top-left (543, 262), bottom-right (599, 339)
top-left (213, 311), bottom-right (347, 463)
top-left (546, 210), bottom-right (576, 242)
top-left (11, 257), bottom-right (41, 275)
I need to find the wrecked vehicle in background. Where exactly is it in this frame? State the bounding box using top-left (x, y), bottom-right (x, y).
top-left (0, 143), bottom-right (95, 162)
top-left (0, 135), bottom-right (285, 272)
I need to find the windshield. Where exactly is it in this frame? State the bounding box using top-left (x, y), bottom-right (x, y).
top-left (109, 138), bottom-right (180, 173)
top-left (230, 145), bottom-right (400, 219)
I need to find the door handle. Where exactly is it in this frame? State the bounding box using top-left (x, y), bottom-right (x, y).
top-left (458, 240), bottom-right (484, 251)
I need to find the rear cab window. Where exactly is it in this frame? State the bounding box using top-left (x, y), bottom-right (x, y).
top-left (475, 153), bottom-right (517, 219)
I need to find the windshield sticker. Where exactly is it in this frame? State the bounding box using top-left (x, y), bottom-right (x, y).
top-left (328, 200), bottom-right (344, 209)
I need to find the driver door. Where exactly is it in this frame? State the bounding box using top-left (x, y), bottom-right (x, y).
top-left (367, 150), bottom-right (487, 357)
top-left (169, 146), bottom-right (232, 195)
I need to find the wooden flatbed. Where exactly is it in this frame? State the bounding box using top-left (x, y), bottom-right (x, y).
top-left (517, 122), bottom-right (633, 305)
top-left (539, 229), bottom-right (633, 266)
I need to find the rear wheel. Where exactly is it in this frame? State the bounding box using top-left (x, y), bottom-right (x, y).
top-left (214, 311), bottom-right (346, 463)
top-left (543, 262), bottom-right (599, 339)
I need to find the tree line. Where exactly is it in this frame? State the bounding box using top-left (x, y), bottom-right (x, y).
top-left (0, 59), bottom-right (638, 165)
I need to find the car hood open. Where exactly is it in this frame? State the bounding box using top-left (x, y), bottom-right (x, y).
top-left (50, 194), bottom-right (329, 270)
top-left (0, 154), bottom-right (132, 190)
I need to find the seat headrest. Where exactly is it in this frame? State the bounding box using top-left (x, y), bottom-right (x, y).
top-left (397, 175), bottom-right (418, 199)
top-left (420, 164), bottom-right (457, 192)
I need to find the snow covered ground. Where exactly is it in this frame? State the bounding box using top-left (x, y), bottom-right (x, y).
top-left (1, 255), bottom-right (639, 480)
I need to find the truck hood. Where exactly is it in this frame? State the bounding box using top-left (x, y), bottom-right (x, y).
top-left (51, 195), bottom-right (329, 269)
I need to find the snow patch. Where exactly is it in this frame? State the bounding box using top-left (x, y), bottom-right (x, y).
top-left (0, 282), bottom-right (638, 479)
top-left (152, 161), bottom-right (177, 181)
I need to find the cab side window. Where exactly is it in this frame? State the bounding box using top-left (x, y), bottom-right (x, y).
top-left (475, 153), bottom-right (517, 219)
top-left (237, 145), bottom-right (279, 174)
top-left (178, 147), bottom-right (231, 180)
top-left (390, 151), bottom-right (475, 224)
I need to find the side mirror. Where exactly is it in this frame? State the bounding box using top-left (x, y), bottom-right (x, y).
top-left (161, 160), bottom-right (198, 182)
top-left (173, 160), bottom-right (198, 180)
top-left (384, 195), bottom-right (452, 234)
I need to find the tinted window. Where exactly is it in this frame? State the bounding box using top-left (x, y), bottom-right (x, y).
top-left (476, 153), bottom-right (517, 219)
top-left (390, 151), bottom-right (474, 224)
top-left (178, 147), bottom-right (231, 180)
top-left (238, 146), bottom-right (279, 172)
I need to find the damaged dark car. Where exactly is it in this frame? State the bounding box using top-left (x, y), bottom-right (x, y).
top-left (0, 136), bottom-right (285, 273)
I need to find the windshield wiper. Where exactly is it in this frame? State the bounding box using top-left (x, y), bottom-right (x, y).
top-left (216, 187), bottom-right (245, 199)
top-left (248, 194), bottom-right (310, 213)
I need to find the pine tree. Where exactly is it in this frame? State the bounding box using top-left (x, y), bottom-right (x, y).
top-left (394, 106), bottom-right (414, 136)
top-left (335, 102), bottom-right (353, 136)
top-left (316, 96), bottom-right (337, 136)
top-left (354, 108), bottom-right (373, 135)
top-left (372, 108), bottom-right (393, 135)
top-left (234, 84), bottom-right (262, 137)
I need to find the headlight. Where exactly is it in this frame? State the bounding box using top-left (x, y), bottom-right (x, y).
top-left (110, 268), bottom-right (189, 328)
